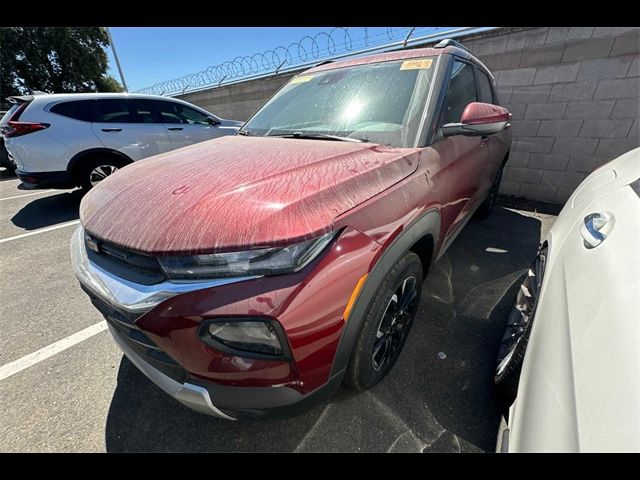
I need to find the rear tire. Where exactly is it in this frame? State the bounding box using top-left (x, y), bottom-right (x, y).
top-left (475, 163), bottom-right (505, 220)
top-left (344, 252), bottom-right (423, 391)
top-left (77, 157), bottom-right (127, 192)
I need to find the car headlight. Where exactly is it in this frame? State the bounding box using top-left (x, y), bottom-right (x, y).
top-left (200, 318), bottom-right (289, 358)
top-left (158, 231), bottom-right (338, 280)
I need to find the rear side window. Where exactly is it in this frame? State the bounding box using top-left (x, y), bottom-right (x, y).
top-left (150, 100), bottom-right (210, 125)
top-left (476, 69), bottom-right (495, 104)
top-left (50, 100), bottom-right (95, 122)
top-left (94, 99), bottom-right (156, 124)
top-left (440, 60), bottom-right (477, 125)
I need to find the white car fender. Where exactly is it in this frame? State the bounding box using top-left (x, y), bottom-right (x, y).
top-left (508, 148), bottom-right (640, 452)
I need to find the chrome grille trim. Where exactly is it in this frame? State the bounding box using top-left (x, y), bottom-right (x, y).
top-left (71, 226), bottom-right (260, 314)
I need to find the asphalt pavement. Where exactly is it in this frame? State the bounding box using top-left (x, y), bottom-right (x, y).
top-left (0, 170), bottom-right (556, 452)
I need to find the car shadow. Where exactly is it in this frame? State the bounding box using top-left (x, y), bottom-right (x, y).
top-left (11, 190), bottom-right (82, 230)
top-left (104, 207), bottom-right (542, 452)
top-left (395, 206), bottom-right (541, 452)
top-left (105, 356), bottom-right (365, 453)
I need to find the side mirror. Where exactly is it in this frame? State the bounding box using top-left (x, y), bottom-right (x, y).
top-left (207, 116), bottom-right (221, 126)
top-left (441, 102), bottom-right (511, 137)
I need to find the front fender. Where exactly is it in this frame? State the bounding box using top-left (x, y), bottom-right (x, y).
top-left (329, 208), bottom-right (441, 377)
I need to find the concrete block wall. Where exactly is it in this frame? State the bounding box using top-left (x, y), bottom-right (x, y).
top-left (462, 27), bottom-right (639, 204)
top-left (178, 26), bottom-right (640, 204)
top-left (178, 72), bottom-right (298, 122)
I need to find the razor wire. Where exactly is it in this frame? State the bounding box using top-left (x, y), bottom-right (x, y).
top-left (135, 27), bottom-right (450, 96)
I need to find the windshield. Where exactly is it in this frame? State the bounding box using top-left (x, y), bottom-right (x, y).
top-left (242, 58), bottom-right (436, 148)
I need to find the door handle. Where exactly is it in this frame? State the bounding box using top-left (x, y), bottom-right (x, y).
top-left (167, 127), bottom-right (184, 131)
top-left (101, 128), bottom-right (122, 132)
top-left (480, 135), bottom-right (489, 145)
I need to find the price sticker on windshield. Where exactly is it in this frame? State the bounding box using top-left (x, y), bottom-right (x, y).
top-left (289, 75), bottom-right (314, 84)
top-left (400, 59), bottom-right (433, 70)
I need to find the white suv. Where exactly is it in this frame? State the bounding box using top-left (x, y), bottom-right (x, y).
top-left (0, 93), bottom-right (243, 190)
top-left (495, 148), bottom-right (640, 452)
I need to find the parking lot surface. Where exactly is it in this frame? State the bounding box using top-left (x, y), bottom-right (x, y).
top-left (0, 172), bottom-right (556, 452)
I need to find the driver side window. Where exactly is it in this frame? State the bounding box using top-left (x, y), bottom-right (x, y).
top-left (152, 100), bottom-right (210, 125)
top-left (440, 60), bottom-right (477, 125)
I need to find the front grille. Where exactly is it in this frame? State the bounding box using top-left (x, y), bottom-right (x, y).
top-left (84, 286), bottom-right (187, 384)
top-left (81, 283), bottom-right (141, 325)
top-left (84, 232), bottom-right (165, 286)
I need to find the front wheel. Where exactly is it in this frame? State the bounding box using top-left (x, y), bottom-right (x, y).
top-left (344, 252), bottom-right (423, 391)
top-left (78, 158), bottom-right (126, 192)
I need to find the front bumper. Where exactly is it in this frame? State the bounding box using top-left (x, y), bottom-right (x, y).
top-left (96, 286), bottom-right (342, 419)
top-left (72, 226), bottom-right (347, 418)
top-left (108, 323), bottom-right (236, 419)
top-left (16, 169), bottom-right (75, 189)
top-left (104, 308), bottom-right (342, 419)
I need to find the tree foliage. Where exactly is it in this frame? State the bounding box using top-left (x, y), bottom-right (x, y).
top-left (1, 27), bottom-right (123, 107)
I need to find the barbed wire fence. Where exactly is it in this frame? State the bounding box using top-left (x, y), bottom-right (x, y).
top-left (135, 27), bottom-right (495, 96)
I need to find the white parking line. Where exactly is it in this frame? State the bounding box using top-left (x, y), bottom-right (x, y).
top-left (0, 321), bottom-right (108, 381)
top-left (0, 220), bottom-right (80, 244)
top-left (0, 190), bottom-right (56, 202)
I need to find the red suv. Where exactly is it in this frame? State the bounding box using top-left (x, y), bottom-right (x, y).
top-left (72, 40), bottom-right (511, 419)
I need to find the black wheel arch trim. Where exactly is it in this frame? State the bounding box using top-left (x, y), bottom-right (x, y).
top-left (502, 150), bottom-right (510, 167)
top-left (329, 208), bottom-right (441, 378)
top-left (67, 148), bottom-right (133, 177)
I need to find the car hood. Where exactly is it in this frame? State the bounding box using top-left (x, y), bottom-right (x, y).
top-left (80, 135), bottom-right (420, 255)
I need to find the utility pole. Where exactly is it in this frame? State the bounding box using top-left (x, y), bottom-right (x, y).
top-left (106, 27), bottom-right (129, 93)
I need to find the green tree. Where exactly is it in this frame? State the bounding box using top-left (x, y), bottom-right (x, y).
top-left (1, 27), bottom-right (123, 108)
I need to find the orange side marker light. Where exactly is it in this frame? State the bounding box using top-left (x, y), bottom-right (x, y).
top-left (343, 274), bottom-right (368, 322)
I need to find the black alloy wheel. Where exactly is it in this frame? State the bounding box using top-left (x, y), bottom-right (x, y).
top-left (495, 246), bottom-right (547, 400)
top-left (345, 252), bottom-right (423, 391)
top-left (372, 275), bottom-right (419, 372)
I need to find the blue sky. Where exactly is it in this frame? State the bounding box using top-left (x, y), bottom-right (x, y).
top-left (105, 27), bottom-right (467, 92)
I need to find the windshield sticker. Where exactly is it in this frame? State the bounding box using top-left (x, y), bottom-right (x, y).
top-left (400, 59), bottom-right (433, 70)
top-left (289, 75), bottom-right (314, 84)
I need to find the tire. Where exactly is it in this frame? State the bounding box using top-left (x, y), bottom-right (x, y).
top-left (474, 163), bottom-right (505, 220)
top-left (494, 247), bottom-right (547, 401)
top-left (0, 140), bottom-right (15, 174)
top-left (77, 157), bottom-right (127, 192)
top-left (494, 308), bottom-right (533, 401)
top-left (344, 252), bottom-right (423, 391)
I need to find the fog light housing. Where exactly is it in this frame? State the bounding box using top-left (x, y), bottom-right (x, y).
top-left (199, 318), bottom-right (291, 359)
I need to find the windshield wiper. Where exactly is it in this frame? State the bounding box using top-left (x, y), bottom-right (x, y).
top-left (268, 132), bottom-right (367, 143)
top-left (236, 129), bottom-right (252, 136)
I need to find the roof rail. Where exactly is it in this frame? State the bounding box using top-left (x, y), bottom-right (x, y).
top-left (434, 38), bottom-right (469, 52)
top-left (313, 59), bottom-right (335, 68)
